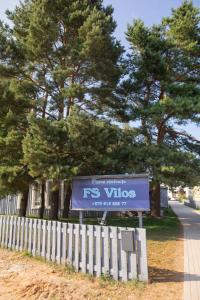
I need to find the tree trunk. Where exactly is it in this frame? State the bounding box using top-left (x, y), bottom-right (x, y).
top-left (42, 92), bottom-right (48, 119)
top-left (151, 181), bottom-right (161, 217)
top-left (62, 184), bottom-right (72, 219)
top-left (38, 182), bottom-right (45, 219)
top-left (66, 97), bottom-right (72, 117)
top-left (18, 188), bottom-right (29, 217)
top-left (49, 181), bottom-right (59, 220)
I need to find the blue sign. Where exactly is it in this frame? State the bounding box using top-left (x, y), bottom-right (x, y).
top-left (71, 175), bottom-right (150, 211)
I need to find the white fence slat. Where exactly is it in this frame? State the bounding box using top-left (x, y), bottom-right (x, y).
top-left (88, 225), bottom-right (94, 275)
top-left (0, 216), bottom-right (3, 244)
top-left (12, 217), bottom-right (17, 249)
top-left (103, 226), bottom-right (109, 276)
top-left (56, 221), bottom-right (61, 264)
top-left (20, 218), bottom-right (25, 251)
top-left (3, 216), bottom-right (7, 247)
top-left (111, 227), bottom-right (118, 280)
top-left (4, 216), bottom-right (7, 247)
top-left (118, 227), bottom-right (128, 281)
top-left (0, 196), bottom-right (18, 215)
top-left (24, 218), bottom-right (29, 251)
top-left (62, 223), bottom-right (67, 265)
top-left (6, 198), bottom-right (8, 215)
top-left (68, 223), bottom-right (73, 265)
top-left (4, 198), bottom-right (7, 215)
top-left (52, 221), bottom-right (57, 262)
top-left (41, 220), bottom-right (47, 258)
top-left (1, 216), bottom-right (4, 245)
top-left (4, 216), bottom-right (8, 248)
top-left (121, 249), bottom-right (128, 281)
top-left (16, 217), bottom-right (21, 251)
top-left (1, 216), bottom-right (5, 245)
top-left (74, 224), bottom-right (80, 271)
top-left (37, 219), bottom-right (42, 256)
top-left (128, 228), bottom-right (137, 280)
top-left (28, 219), bottom-right (33, 254)
top-left (136, 228), bottom-right (148, 282)
top-left (32, 219), bottom-right (37, 256)
top-left (1, 216), bottom-right (5, 247)
top-left (81, 225), bottom-right (87, 273)
top-left (46, 221), bottom-right (52, 261)
top-left (0, 216), bottom-right (4, 245)
top-left (3, 216), bottom-right (6, 247)
top-left (96, 226), bottom-right (102, 277)
top-left (9, 216), bottom-right (13, 249)
top-left (5, 216), bottom-right (9, 248)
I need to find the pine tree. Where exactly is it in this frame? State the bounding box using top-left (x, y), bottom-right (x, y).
top-left (22, 108), bottom-right (125, 219)
top-left (0, 0), bottom-right (123, 218)
top-left (112, 1), bottom-right (200, 216)
top-left (0, 79), bottom-right (33, 216)
top-left (3, 0), bottom-right (122, 119)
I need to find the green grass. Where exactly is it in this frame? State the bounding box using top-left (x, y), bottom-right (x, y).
top-left (60, 207), bottom-right (181, 242)
top-left (106, 208), bottom-right (181, 241)
top-left (22, 251), bottom-right (33, 258)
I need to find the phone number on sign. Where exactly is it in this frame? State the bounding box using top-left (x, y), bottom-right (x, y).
top-left (92, 201), bottom-right (127, 207)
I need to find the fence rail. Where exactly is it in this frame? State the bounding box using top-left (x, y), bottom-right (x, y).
top-left (0, 215), bottom-right (148, 282)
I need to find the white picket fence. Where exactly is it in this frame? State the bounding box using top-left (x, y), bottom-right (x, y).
top-left (0, 215), bottom-right (148, 282)
top-left (0, 196), bottom-right (18, 215)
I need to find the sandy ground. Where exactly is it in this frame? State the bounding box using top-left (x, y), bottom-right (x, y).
top-left (0, 234), bottom-right (183, 300)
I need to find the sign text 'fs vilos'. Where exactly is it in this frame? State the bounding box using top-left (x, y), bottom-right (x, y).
top-left (71, 175), bottom-right (150, 211)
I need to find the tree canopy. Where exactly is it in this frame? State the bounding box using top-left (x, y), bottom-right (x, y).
top-left (109, 0), bottom-right (200, 215)
top-left (2, 0), bottom-right (123, 119)
top-left (0, 0), bottom-right (199, 218)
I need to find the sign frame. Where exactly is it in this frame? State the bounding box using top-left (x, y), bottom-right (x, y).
top-left (71, 174), bottom-right (150, 212)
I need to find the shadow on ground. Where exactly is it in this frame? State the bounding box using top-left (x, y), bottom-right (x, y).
top-left (150, 266), bottom-right (200, 283)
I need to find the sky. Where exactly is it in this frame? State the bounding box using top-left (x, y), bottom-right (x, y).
top-left (0, 0), bottom-right (200, 138)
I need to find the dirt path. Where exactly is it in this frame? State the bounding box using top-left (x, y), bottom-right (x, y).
top-left (0, 232), bottom-right (183, 300)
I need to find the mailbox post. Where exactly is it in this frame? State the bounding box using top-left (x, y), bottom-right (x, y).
top-left (138, 211), bottom-right (143, 228)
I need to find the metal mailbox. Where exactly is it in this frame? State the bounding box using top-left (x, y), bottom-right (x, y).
top-left (121, 230), bottom-right (135, 252)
